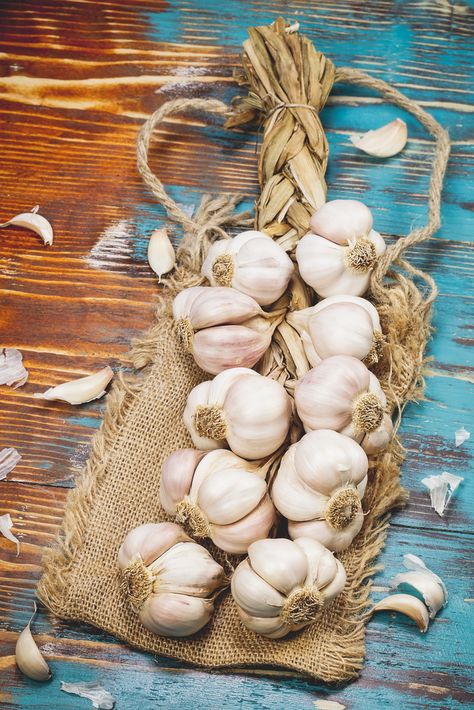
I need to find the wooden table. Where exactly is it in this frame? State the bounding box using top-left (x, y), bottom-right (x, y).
top-left (1, 1), bottom-right (472, 708)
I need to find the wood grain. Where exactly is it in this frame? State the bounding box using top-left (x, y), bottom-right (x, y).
top-left (0, 0), bottom-right (472, 708)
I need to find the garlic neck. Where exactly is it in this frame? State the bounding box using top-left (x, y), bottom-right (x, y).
top-left (121, 555), bottom-right (154, 613)
top-left (325, 486), bottom-right (361, 530)
top-left (363, 329), bottom-right (384, 367)
top-left (352, 392), bottom-right (384, 433)
top-left (175, 499), bottom-right (211, 539)
top-left (344, 237), bottom-right (377, 273)
top-left (281, 587), bottom-right (324, 627)
top-left (193, 405), bottom-right (227, 440)
top-left (175, 317), bottom-right (194, 353)
top-left (211, 253), bottom-right (234, 287)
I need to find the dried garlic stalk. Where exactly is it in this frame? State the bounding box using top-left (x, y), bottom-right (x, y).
top-left (421, 471), bottom-right (463, 516)
top-left (0, 205), bottom-right (53, 245)
top-left (60, 681), bottom-right (115, 709)
top-left (0, 347), bottom-right (28, 388)
top-left (0, 512), bottom-right (20, 555)
top-left (351, 118), bottom-right (407, 157)
top-left (0, 447), bottom-right (21, 480)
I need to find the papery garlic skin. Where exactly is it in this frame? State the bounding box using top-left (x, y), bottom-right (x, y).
top-left (33, 366), bottom-right (114, 405)
top-left (351, 118), bottom-right (408, 158)
top-left (295, 355), bottom-right (392, 454)
top-left (201, 231), bottom-right (294, 306)
top-left (287, 295), bottom-right (383, 366)
top-left (160, 448), bottom-right (276, 553)
top-left (296, 200), bottom-right (386, 298)
top-left (272, 430), bottom-right (368, 552)
top-left (183, 367), bottom-right (292, 459)
top-left (0, 205), bottom-right (53, 246)
top-left (148, 228), bottom-right (175, 279)
top-left (118, 522), bottom-right (224, 637)
top-left (173, 286), bottom-right (271, 374)
top-left (231, 537), bottom-right (346, 638)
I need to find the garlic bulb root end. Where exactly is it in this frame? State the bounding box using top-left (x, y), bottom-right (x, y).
top-left (175, 317), bottom-right (194, 353)
top-left (121, 555), bottom-right (154, 613)
top-left (175, 499), bottom-right (211, 539)
top-left (325, 486), bottom-right (362, 530)
top-left (345, 238), bottom-right (377, 272)
top-left (352, 392), bottom-right (384, 433)
top-left (212, 253), bottom-right (234, 286)
top-left (281, 587), bottom-right (324, 627)
top-left (193, 405), bottom-right (227, 440)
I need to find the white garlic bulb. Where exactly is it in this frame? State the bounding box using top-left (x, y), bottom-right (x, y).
top-left (160, 448), bottom-right (276, 554)
top-left (295, 200), bottom-right (386, 297)
top-left (287, 295), bottom-right (383, 367)
top-left (173, 286), bottom-right (272, 374)
top-left (295, 355), bottom-right (393, 454)
top-left (231, 537), bottom-right (346, 638)
top-left (183, 367), bottom-right (292, 459)
top-left (201, 230), bottom-right (294, 306)
top-left (271, 430), bottom-right (368, 552)
top-left (118, 522), bottom-right (225, 637)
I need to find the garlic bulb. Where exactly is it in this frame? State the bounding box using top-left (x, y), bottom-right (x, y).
top-left (231, 537), bottom-right (346, 638)
top-left (183, 367), bottom-right (292, 459)
top-left (295, 355), bottom-right (392, 454)
top-left (160, 449), bottom-right (276, 553)
top-left (296, 200), bottom-right (386, 298)
top-left (173, 286), bottom-right (272, 374)
top-left (201, 230), bottom-right (294, 306)
top-left (118, 522), bottom-right (225, 637)
top-left (271, 430), bottom-right (368, 552)
top-left (287, 295), bottom-right (383, 367)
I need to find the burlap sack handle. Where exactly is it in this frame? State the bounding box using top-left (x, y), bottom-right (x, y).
top-left (136, 69), bottom-right (450, 287)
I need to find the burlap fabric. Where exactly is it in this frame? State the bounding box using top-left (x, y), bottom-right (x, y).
top-left (37, 56), bottom-right (450, 680)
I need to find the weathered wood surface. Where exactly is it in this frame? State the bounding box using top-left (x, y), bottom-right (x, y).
top-left (0, 0), bottom-right (473, 708)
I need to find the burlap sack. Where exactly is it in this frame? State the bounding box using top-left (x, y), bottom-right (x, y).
top-left (37, 55), bottom-right (449, 680)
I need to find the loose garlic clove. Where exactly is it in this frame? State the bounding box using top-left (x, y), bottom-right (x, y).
top-left (390, 553), bottom-right (447, 619)
top-left (372, 593), bottom-right (429, 632)
top-left (147, 228), bottom-right (175, 279)
top-left (351, 118), bottom-right (408, 158)
top-left (33, 366), bottom-right (113, 405)
top-left (0, 205), bottom-right (53, 246)
top-left (118, 522), bottom-right (224, 637)
top-left (201, 230), bottom-right (294, 306)
top-left (183, 367), bottom-right (292, 460)
top-left (160, 448), bottom-right (276, 554)
top-left (287, 295), bottom-right (383, 367)
top-left (295, 355), bottom-right (391, 454)
top-left (231, 537), bottom-right (347, 638)
top-left (16, 603), bottom-right (51, 681)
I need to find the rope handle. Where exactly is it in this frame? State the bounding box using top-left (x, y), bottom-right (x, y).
top-left (136, 70), bottom-right (450, 281)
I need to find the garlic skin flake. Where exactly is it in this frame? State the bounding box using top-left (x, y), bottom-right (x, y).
top-left (231, 537), bottom-right (346, 638)
top-left (287, 295), bottom-right (383, 367)
top-left (15, 603), bottom-right (51, 682)
top-left (295, 355), bottom-right (392, 454)
top-left (351, 118), bottom-right (408, 158)
top-left (0, 205), bottom-right (53, 246)
top-left (0, 512), bottom-right (20, 555)
top-left (173, 286), bottom-right (272, 374)
top-left (372, 593), bottom-right (429, 632)
top-left (0, 347), bottom-right (28, 388)
top-left (201, 230), bottom-right (294, 306)
top-left (183, 367), bottom-right (292, 459)
top-left (60, 681), bottom-right (115, 709)
top-left (421, 471), bottom-right (463, 516)
top-left (0, 447), bottom-right (21, 480)
top-left (272, 430), bottom-right (368, 552)
top-left (160, 448), bottom-right (276, 554)
top-left (118, 522), bottom-right (225, 637)
top-left (34, 366), bottom-right (113, 405)
top-left (148, 228), bottom-right (175, 280)
top-left (390, 553), bottom-right (447, 619)
top-left (296, 200), bottom-right (386, 298)
top-left (455, 426), bottom-right (470, 447)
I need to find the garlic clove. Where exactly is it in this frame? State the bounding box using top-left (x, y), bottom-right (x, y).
top-left (0, 205), bottom-right (53, 246)
top-left (236, 606), bottom-right (289, 639)
top-left (372, 593), bottom-right (429, 632)
top-left (147, 228), bottom-right (175, 279)
top-left (211, 494), bottom-right (276, 554)
top-left (160, 449), bottom-right (205, 514)
top-left (0, 347), bottom-right (29, 388)
top-left (0, 447), bottom-right (21, 480)
top-left (230, 558), bottom-right (285, 617)
top-left (319, 558), bottom-right (347, 602)
top-left (309, 200), bottom-right (373, 245)
top-left (173, 286), bottom-right (263, 331)
top-left (192, 325), bottom-right (271, 374)
top-left (151, 541), bottom-right (225, 597)
top-left (196, 468), bottom-right (267, 525)
top-left (33, 366), bottom-right (114, 405)
top-left (271, 445), bottom-right (330, 521)
top-left (311, 294), bottom-right (381, 329)
top-left (296, 235), bottom-right (347, 297)
top-left (0, 512), bottom-right (20, 555)
top-left (139, 592), bottom-right (214, 637)
top-left (360, 413), bottom-right (393, 455)
top-left (390, 571), bottom-right (446, 619)
top-left (351, 118), bottom-right (408, 158)
top-left (288, 514), bottom-right (364, 553)
top-left (247, 538), bottom-right (308, 595)
top-left (188, 449), bottom-right (240, 499)
top-left (294, 537), bottom-right (337, 590)
top-left (117, 522), bottom-right (190, 569)
top-left (308, 302), bottom-right (376, 362)
top-left (15, 603), bottom-right (51, 681)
